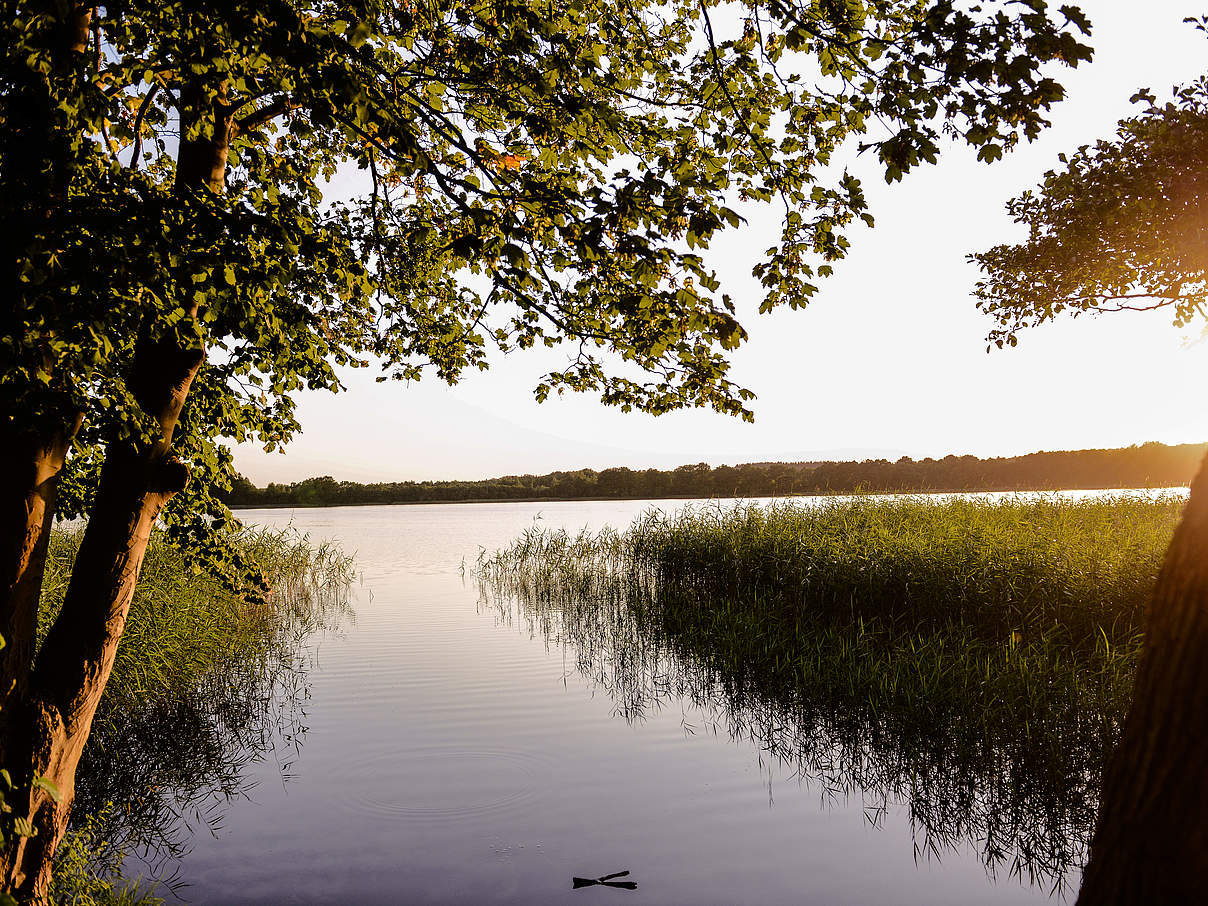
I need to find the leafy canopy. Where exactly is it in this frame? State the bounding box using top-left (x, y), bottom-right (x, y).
top-left (974, 19), bottom-right (1208, 348)
top-left (2, 0), bottom-right (1090, 575)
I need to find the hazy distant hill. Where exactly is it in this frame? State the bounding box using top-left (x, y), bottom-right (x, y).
top-left (227, 442), bottom-right (1205, 508)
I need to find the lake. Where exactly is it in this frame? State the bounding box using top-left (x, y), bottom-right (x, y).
top-left (120, 492), bottom-right (1175, 904)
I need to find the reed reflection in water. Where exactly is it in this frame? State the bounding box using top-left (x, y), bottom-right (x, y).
top-left (476, 499), bottom-right (1163, 895)
top-left (66, 543), bottom-right (355, 892)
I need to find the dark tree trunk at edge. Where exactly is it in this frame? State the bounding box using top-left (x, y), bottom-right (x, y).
top-left (0, 0), bottom-right (93, 728)
top-left (1077, 452), bottom-right (1208, 904)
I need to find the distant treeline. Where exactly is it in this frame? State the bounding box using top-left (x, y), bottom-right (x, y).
top-left (227, 442), bottom-right (1206, 508)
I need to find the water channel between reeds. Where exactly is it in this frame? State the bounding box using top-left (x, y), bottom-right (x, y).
top-left (118, 490), bottom-right (1183, 905)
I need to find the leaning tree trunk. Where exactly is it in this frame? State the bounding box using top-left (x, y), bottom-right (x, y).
top-left (1, 356), bottom-right (205, 901)
top-left (0, 79), bottom-right (231, 899)
top-left (1, 438), bottom-right (195, 898)
top-left (1076, 453), bottom-right (1208, 903)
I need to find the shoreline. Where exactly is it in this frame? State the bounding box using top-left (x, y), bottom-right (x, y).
top-left (229, 484), bottom-right (1191, 510)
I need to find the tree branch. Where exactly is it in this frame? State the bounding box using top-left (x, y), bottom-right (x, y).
top-left (127, 83), bottom-right (160, 171)
top-left (235, 96), bottom-right (295, 135)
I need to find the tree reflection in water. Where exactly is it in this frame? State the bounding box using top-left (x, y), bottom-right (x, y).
top-left (479, 539), bottom-right (1120, 895)
top-left (69, 575), bottom-right (354, 891)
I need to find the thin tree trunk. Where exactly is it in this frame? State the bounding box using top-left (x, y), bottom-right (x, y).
top-left (0, 422), bottom-right (76, 760)
top-left (0, 0), bottom-right (94, 694)
top-left (0, 75), bottom-right (232, 899)
top-left (1076, 452), bottom-right (1208, 903)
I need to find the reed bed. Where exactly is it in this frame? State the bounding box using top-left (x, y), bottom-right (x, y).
top-left (38, 527), bottom-right (353, 710)
top-left (627, 494), bottom-right (1179, 647)
top-left (478, 493), bottom-right (1184, 888)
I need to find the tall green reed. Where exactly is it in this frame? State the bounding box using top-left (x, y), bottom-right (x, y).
top-left (626, 494), bottom-right (1179, 647)
top-left (38, 526), bottom-right (353, 711)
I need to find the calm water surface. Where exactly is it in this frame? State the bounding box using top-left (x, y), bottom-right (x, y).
top-left (146, 492), bottom-right (1174, 904)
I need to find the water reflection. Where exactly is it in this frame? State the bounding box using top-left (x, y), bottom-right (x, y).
top-left (71, 575), bottom-right (354, 890)
top-left (480, 558), bottom-right (1105, 895)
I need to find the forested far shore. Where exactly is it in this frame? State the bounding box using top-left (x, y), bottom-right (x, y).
top-left (228, 442), bottom-right (1205, 508)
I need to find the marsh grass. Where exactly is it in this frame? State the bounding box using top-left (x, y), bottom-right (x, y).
top-left (38, 527), bottom-right (353, 710)
top-left (627, 494), bottom-right (1178, 647)
top-left (478, 493), bottom-right (1184, 890)
top-left (39, 526), bottom-right (354, 901)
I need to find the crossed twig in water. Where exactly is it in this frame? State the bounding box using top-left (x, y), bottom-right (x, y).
top-left (572, 870), bottom-right (637, 891)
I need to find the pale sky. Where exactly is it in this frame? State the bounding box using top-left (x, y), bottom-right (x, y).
top-left (235, 2), bottom-right (1208, 485)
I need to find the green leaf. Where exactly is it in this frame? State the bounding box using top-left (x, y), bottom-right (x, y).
top-left (32, 776), bottom-right (61, 803)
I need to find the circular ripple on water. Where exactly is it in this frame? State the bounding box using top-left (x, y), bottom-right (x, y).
top-left (342, 745), bottom-right (548, 825)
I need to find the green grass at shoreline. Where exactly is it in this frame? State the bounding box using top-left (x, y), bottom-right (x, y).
top-left (479, 494), bottom-right (1184, 886)
top-left (37, 527), bottom-right (353, 711)
top-left (630, 494), bottom-right (1178, 646)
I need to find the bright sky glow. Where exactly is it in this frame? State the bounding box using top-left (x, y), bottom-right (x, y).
top-left (235, 1), bottom-right (1208, 485)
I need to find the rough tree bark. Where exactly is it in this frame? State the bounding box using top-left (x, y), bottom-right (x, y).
top-left (1076, 452), bottom-right (1208, 904)
top-left (0, 75), bottom-right (231, 899)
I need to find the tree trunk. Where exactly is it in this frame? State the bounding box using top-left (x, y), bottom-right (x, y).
top-left (0, 73), bottom-right (231, 899)
top-left (1076, 452), bottom-right (1208, 903)
top-left (0, 3), bottom-right (94, 896)
top-left (0, 422), bottom-right (76, 761)
top-left (1, 441), bottom-right (192, 898)
top-left (1, 351), bottom-right (205, 898)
